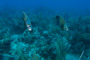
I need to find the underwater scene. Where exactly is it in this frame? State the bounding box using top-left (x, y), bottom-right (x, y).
top-left (0, 0), bottom-right (90, 60)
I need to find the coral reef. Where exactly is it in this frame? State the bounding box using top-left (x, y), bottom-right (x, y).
top-left (0, 8), bottom-right (90, 60)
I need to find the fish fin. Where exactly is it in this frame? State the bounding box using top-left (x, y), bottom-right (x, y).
top-left (23, 11), bottom-right (27, 22)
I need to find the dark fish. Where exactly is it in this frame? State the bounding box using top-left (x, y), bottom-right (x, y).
top-left (23, 12), bottom-right (32, 31)
top-left (56, 15), bottom-right (68, 31)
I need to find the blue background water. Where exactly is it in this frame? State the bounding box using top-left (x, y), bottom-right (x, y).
top-left (0, 0), bottom-right (90, 13)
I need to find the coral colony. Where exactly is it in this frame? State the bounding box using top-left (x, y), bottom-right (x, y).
top-left (0, 9), bottom-right (90, 60)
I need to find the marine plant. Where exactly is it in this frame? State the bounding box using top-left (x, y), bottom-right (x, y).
top-left (55, 34), bottom-right (66, 60)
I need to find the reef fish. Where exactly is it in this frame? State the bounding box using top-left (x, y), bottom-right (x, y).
top-left (56, 15), bottom-right (68, 31)
top-left (23, 12), bottom-right (32, 31)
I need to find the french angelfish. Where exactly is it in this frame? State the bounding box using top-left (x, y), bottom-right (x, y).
top-left (56, 15), bottom-right (68, 31)
top-left (23, 12), bottom-right (32, 31)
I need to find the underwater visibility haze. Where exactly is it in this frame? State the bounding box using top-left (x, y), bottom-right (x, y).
top-left (0, 0), bottom-right (90, 60)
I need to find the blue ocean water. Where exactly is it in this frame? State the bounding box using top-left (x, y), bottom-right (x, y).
top-left (0, 0), bottom-right (90, 60)
top-left (1, 0), bottom-right (90, 13)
